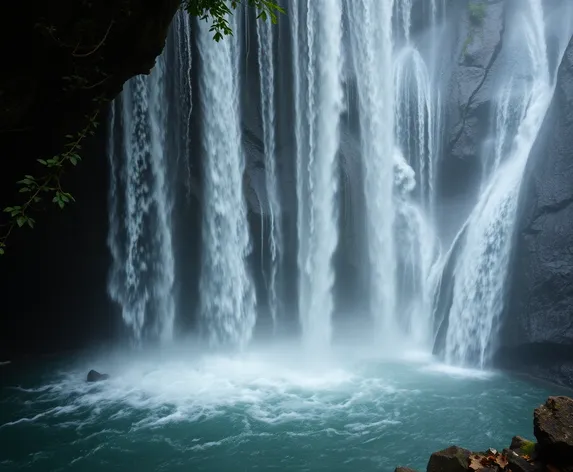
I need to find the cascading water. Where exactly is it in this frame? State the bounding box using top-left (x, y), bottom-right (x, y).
top-left (346, 0), bottom-right (442, 348)
top-left (393, 43), bottom-right (440, 345)
top-left (346, 0), bottom-right (398, 342)
top-left (255, 16), bottom-right (283, 332)
top-left (444, 0), bottom-right (554, 367)
top-left (107, 53), bottom-right (175, 343)
top-left (291, 0), bottom-right (344, 350)
top-left (197, 15), bottom-right (257, 348)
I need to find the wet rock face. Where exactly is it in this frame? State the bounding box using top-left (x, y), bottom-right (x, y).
top-left (500, 36), bottom-right (573, 387)
top-left (440, 0), bottom-right (505, 201)
top-left (533, 396), bottom-right (573, 470)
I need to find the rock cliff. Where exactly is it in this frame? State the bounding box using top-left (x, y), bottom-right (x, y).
top-left (500, 36), bottom-right (573, 387)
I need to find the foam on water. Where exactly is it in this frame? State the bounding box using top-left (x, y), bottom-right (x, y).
top-left (1, 344), bottom-right (491, 430)
top-left (1, 346), bottom-right (569, 471)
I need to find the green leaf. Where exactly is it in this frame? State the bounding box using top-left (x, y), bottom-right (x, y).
top-left (37, 159), bottom-right (47, 165)
top-left (16, 216), bottom-right (27, 227)
top-left (0, 247), bottom-right (4, 255)
top-left (19, 187), bottom-right (30, 193)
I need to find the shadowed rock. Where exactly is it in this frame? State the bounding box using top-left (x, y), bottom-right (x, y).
top-left (87, 370), bottom-right (109, 382)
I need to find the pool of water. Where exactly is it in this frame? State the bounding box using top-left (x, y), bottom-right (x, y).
top-left (0, 344), bottom-right (569, 471)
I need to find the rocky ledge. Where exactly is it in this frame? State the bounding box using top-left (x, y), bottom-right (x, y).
top-left (396, 396), bottom-right (573, 472)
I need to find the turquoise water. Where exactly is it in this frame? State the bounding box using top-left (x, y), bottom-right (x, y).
top-left (0, 345), bottom-right (569, 472)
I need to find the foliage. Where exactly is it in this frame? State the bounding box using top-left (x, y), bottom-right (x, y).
top-left (468, 2), bottom-right (486, 26)
top-left (0, 109), bottom-right (101, 255)
top-left (184, 0), bottom-right (285, 41)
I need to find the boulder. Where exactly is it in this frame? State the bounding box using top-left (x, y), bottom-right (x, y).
top-left (86, 370), bottom-right (109, 383)
top-left (427, 446), bottom-right (471, 472)
top-left (395, 467), bottom-right (419, 472)
top-left (533, 396), bottom-right (573, 469)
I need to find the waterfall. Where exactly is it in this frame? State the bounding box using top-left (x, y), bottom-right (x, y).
top-left (347, 0), bottom-right (397, 342)
top-left (255, 16), bottom-right (283, 332)
top-left (197, 16), bottom-right (256, 348)
top-left (293, 0), bottom-right (344, 350)
top-left (105, 1), bottom-right (570, 364)
top-left (444, 0), bottom-right (553, 367)
top-left (107, 55), bottom-right (175, 342)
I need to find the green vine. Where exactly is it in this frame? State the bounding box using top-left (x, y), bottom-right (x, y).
top-left (0, 106), bottom-right (101, 255)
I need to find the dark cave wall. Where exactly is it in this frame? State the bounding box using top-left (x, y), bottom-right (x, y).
top-left (498, 36), bottom-right (573, 387)
top-left (0, 0), bottom-right (180, 359)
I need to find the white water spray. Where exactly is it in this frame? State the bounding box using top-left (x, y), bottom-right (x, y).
top-left (107, 57), bottom-right (175, 342)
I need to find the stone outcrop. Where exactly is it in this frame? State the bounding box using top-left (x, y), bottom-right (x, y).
top-left (395, 396), bottom-right (573, 472)
top-left (500, 35), bottom-right (573, 387)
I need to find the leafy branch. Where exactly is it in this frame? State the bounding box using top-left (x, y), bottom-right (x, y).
top-left (0, 108), bottom-right (101, 255)
top-left (184, 0), bottom-right (285, 41)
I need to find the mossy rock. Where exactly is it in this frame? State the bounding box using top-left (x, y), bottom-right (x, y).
top-left (510, 436), bottom-right (537, 458)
